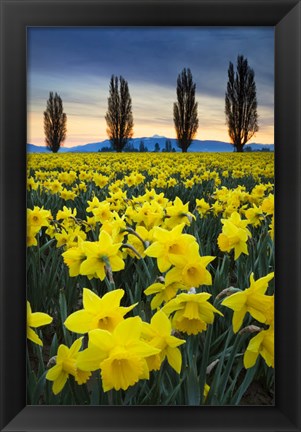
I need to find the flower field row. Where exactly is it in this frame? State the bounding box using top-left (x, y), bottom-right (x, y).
top-left (26, 152), bottom-right (274, 405)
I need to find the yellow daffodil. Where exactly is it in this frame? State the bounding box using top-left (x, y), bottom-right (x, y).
top-left (27, 301), bottom-right (52, 346)
top-left (165, 253), bottom-right (215, 288)
top-left (27, 206), bottom-right (51, 230)
top-left (93, 173), bottom-right (109, 188)
top-left (195, 198), bottom-right (211, 217)
top-left (132, 201), bottom-right (164, 230)
top-left (217, 220), bottom-right (250, 260)
top-left (221, 272), bottom-right (274, 333)
top-left (46, 337), bottom-right (91, 395)
top-left (79, 230), bottom-right (124, 280)
top-left (77, 317), bottom-right (160, 391)
top-left (145, 223), bottom-right (199, 273)
top-left (54, 225), bottom-right (86, 249)
top-left (243, 326), bottom-right (274, 369)
top-left (101, 213), bottom-right (127, 243)
top-left (163, 292), bottom-right (223, 335)
top-left (165, 196), bottom-right (195, 228)
top-left (56, 206), bottom-right (77, 223)
top-left (86, 196), bottom-right (101, 213)
top-left (245, 204), bottom-right (264, 227)
top-left (27, 225), bottom-right (40, 247)
top-left (142, 310), bottom-right (185, 373)
top-left (221, 211), bottom-right (251, 233)
top-left (144, 278), bottom-right (186, 310)
top-left (261, 194), bottom-right (274, 215)
top-left (62, 237), bottom-right (87, 277)
top-left (211, 201), bottom-right (224, 216)
top-left (64, 288), bottom-right (137, 334)
top-left (91, 201), bottom-right (113, 224)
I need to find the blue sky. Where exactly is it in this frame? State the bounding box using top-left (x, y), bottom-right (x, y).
top-left (27, 27), bottom-right (274, 147)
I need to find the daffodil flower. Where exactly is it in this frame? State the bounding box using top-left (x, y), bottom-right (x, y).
top-left (164, 196), bottom-right (195, 228)
top-left (142, 310), bottom-right (185, 373)
top-left (62, 237), bottom-right (87, 277)
top-left (245, 204), bottom-right (264, 227)
top-left (56, 206), bottom-right (77, 222)
top-left (217, 219), bottom-right (250, 260)
top-left (64, 288), bottom-right (137, 334)
top-left (27, 206), bottom-right (52, 229)
top-left (145, 223), bottom-right (199, 273)
top-left (76, 317), bottom-right (160, 392)
top-left (79, 230), bottom-right (125, 280)
top-left (261, 194), bottom-right (274, 215)
top-left (163, 292), bottom-right (223, 335)
top-left (144, 279), bottom-right (186, 310)
top-left (243, 326), bottom-right (274, 369)
top-left (165, 253), bottom-right (215, 288)
top-left (46, 337), bottom-right (91, 395)
top-left (27, 301), bottom-right (52, 346)
top-left (221, 211), bottom-right (251, 233)
top-left (195, 198), bottom-right (211, 217)
top-left (221, 272), bottom-right (274, 333)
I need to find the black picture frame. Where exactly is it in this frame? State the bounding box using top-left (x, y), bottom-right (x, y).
top-left (0, 0), bottom-right (300, 431)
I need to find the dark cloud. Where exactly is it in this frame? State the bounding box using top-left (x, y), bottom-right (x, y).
top-left (28, 27), bottom-right (274, 99)
top-left (27, 27), bottom-right (274, 144)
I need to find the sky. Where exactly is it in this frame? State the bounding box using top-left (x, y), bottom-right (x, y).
top-left (27, 27), bottom-right (274, 147)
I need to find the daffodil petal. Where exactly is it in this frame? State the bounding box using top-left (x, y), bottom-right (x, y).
top-left (232, 307), bottom-right (247, 333)
top-left (64, 310), bottom-right (94, 333)
top-left (151, 311), bottom-right (171, 335)
top-left (76, 346), bottom-right (105, 371)
top-left (28, 311), bottom-right (52, 328)
top-left (82, 288), bottom-right (103, 313)
top-left (113, 316), bottom-right (142, 343)
top-left (166, 347), bottom-right (182, 373)
top-left (46, 364), bottom-right (62, 381)
top-left (52, 372), bottom-right (68, 395)
top-left (27, 327), bottom-right (43, 346)
top-left (68, 337), bottom-right (83, 357)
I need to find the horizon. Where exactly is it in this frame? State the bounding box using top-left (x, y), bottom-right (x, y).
top-left (27, 27), bottom-right (274, 147)
top-left (27, 135), bottom-right (275, 153)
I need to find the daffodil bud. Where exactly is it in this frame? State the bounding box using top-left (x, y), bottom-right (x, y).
top-left (239, 325), bottom-right (262, 335)
top-left (216, 286), bottom-right (240, 300)
top-left (47, 356), bottom-right (57, 369)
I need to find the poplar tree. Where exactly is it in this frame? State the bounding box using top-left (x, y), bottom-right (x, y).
top-left (173, 68), bottom-right (198, 153)
top-left (44, 92), bottom-right (67, 153)
top-left (105, 75), bottom-right (134, 152)
top-left (225, 55), bottom-right (258, 152)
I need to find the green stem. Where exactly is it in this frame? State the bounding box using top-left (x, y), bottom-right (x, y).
top-left (199, 324), bottom-right (213, 404)
top-left (140, 257), bottom-right (153, 283)
top-left (35, 342), bottom-right (45, 375)
top-left (68, 377), bottom-right (81, 405)
top-left (206, 328), bottom-right (233, 404)
top-left (123, 227), bottom-right (147, 248)
top-left (120, 243), bottom-right (143, 259)
top-left (219, 333), bottom-right (244, 403)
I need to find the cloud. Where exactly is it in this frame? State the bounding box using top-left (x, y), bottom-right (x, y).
top-left (27, 27), bottom-right (274, 145)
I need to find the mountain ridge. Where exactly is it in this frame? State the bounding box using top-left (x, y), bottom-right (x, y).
top-left (27, 136), bottom-right (274, 153)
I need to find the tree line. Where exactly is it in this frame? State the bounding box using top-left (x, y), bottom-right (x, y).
top-left (98, 139), bottom-right (176, 153)
top-left (44, 55), bottom-right (258, 153)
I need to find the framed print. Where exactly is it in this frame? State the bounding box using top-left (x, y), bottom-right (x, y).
top-left (0, 0), bottom-right (300, 431)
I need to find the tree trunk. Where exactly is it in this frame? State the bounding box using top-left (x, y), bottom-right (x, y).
top-left (236, 143), bottom-right (244, 152)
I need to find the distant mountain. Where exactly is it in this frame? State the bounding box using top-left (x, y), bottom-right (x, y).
top-left (27, 137), bottom-right (274, 153)
top-left (27, 144), bottom-right (49, 153)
